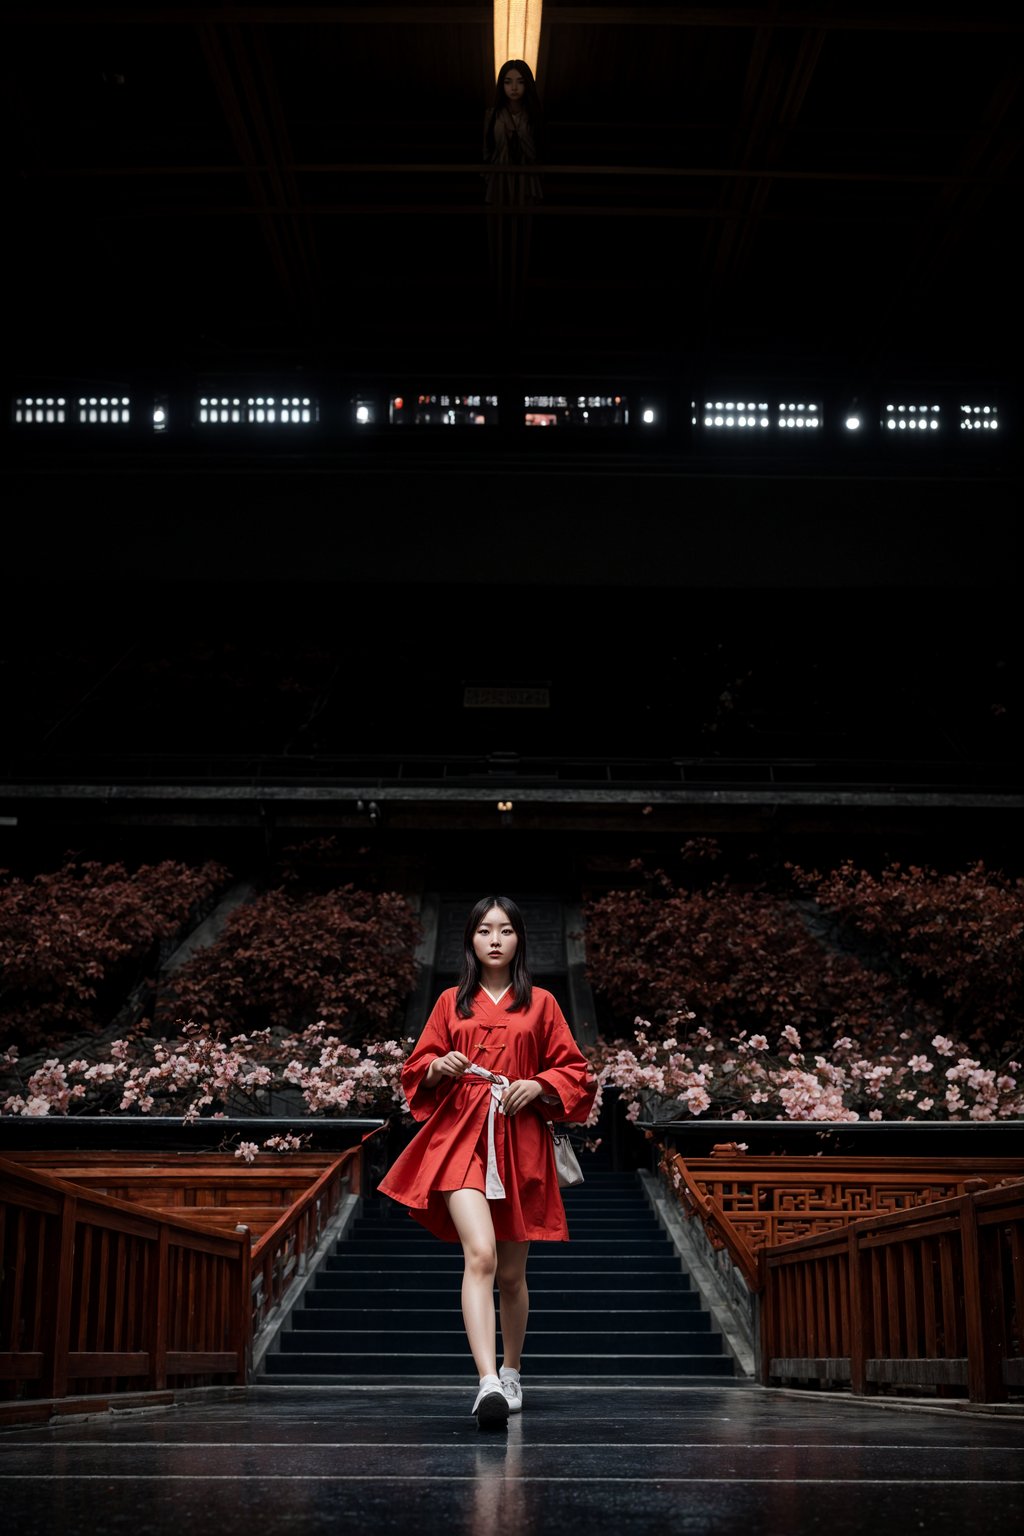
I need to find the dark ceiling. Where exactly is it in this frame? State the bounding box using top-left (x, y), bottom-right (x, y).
top-left (1, 5), bottom-right (1019, 855)
top-left (4, 2), bottom-right (1021, 385)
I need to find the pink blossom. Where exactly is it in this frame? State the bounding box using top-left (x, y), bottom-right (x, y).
top-left (264, 1133), bottom-right (303, 1152)
top-left (908, 1055), bottom-right (932, 1072)
top-left (235, 1142), bottom-right (258, 1163)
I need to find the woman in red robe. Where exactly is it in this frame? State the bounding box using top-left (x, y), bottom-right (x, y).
top-left (378, 895), bottom-right (596, 1429)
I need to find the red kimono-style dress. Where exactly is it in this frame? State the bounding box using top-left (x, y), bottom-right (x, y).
top-left (377, 985), bottom-right (596, 1244)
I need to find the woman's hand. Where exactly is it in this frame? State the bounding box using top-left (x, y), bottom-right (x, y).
top-left (426, 1051), bottom-right (471, 1086)
top-left (500, 1078), bottom-right (543, 1116)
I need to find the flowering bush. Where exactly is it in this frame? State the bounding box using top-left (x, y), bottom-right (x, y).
top-left (1, 1023), bottom-right (411, 1123)
top-left (590, 1017), bottom-right (1024, 1123)
top-left (793, 859), bottom-right (1024, 1046)
top-left (583, 867), bottom-right (907, 1050)
top-left (160, 885), bottom-right (420, 1040)
top-left (0, 857), bottom-right (228, 1049)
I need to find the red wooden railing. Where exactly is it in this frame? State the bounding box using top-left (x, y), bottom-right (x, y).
top-left (0, 1156), bottom-right (249, 1402)
top-left (249, 1148), bottom-right (361, 1338)
top-left (660, 1149), bottom-right (1024, 1290)
top-left (7, 1150), bottom-right (357, 1241)
top-left (0, 1145), bottom-right (363, 1406)
top-left (758, 1180), bottom-right (1024, 1402)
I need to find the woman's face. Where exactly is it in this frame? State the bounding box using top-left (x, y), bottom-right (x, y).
top-left (473, 905), bottom-right (519, 973)
top-left (503, 69), bottom-right (526, 107)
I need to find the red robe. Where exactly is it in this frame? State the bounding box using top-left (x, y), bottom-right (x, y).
top-left (377, 986), bottom-right (597, 1243)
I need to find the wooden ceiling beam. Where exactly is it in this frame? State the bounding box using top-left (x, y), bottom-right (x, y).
top-left (19, 163), bottom-right (1017, 188)
top-left (2, 8), bottom-right (1022, 35)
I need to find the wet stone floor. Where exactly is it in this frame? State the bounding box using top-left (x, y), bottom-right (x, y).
top-left (2, 1380), bottom-right (1022, 1536)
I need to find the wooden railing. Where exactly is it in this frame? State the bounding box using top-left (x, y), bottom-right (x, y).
top-left (0, 1145), bottom-right (363, 1406)
top-left (660, 1149), bottom-right (1024, 1290)
top-left (758, 1180), bottom-right (1024, 1403)
top-left (0, 1156), bottom-right (249, 1402)
top-left (6, 1150), bottom-right (356, 1241)
top-left (250, 1148), bottom-right (361, 1338)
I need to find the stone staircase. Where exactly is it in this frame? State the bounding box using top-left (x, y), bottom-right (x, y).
top-left (260, 1171), bottom-right (735, 1382)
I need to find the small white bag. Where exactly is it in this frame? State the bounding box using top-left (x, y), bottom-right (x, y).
top-left (549, 1125), bottom-right (584, 1188)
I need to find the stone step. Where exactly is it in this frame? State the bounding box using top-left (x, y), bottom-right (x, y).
top-left (297, 1298), bottom-right (704, 1320)
top-left (262, 1352), bottom-right (736, 1378)
top-left (335, 1236), bottom-right (675, 1255)
top-left (279, 1325), bottom-right (720, 1354)
top-left (325, 1252), bottom-right (684, 1273)
top-left (365, 1222), bottom-right (656, 1236)
top-left (310, 1272), bottom-right (694, 1294)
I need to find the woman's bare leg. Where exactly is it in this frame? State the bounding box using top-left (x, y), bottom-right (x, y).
top-left (496, 1240), bottom-right (530, 1370)
top-left (443, 1189), bottom-right (499, 1378)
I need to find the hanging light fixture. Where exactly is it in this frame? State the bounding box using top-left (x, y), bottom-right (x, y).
top-left (494, 1), bottom-right (542, 79)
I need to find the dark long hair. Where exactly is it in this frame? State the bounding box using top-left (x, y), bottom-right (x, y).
top-left (455, 895), bottom-right (533, 1018)
top-left (484, 59), bottom-right (544, 160)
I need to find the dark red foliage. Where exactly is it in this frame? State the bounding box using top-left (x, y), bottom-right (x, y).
top-left (585, 858), bottom-right (1024, 1057)
top-left (0, 858), bottom-right (229, 1049)
top-left (583, 869), bottom-right (915, 1051)
top-left (794, 859), bottom-right (1024, 1047)
top-left (160, 884), bottom-right (421, 1040)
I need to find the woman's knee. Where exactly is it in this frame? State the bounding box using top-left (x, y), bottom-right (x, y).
top-left (464, 1240), bottom-right (498, 1280)
top-left (497, 1271), bottom-right (526, 1304)
top-left (496, 1256), bottom-right (528, 1296)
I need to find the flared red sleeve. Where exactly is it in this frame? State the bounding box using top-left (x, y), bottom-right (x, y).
top-left (400, 990), bottom-right (456, 1123)
top-left (533, 992), bottom-right (598, 1124)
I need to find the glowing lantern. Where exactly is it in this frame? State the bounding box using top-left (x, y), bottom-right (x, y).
top-left (494, 1), bottom-right (542, 79)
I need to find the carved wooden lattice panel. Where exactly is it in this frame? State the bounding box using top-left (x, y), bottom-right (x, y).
top-left (683, 1160), bottom-right (1024, 1254)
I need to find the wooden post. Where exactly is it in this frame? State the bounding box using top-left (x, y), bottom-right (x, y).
top-left (235, 1228), bottom-right (252, 1384)
top-left (149, 1226), bottom-right (169, 1389)
top-left (41, 1191), bottom-right (77, 1400)
top-left (960, 1193), bottom-right (1003, 1403)
top-left (756, 1251), bottom-right (772, 1384)
top-left (848, 1224), bottom-right (867, 1395)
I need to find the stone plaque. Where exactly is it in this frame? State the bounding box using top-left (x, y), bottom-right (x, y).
top-left (463, 686), bottom-right (550, 709)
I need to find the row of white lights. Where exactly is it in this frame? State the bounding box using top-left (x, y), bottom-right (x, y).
top-left (697, 399), bottom-right (1001, 434)
top-left (884, 403), bottom-right (939, 432)
top-left (699, 400), bottom-right (822, 429)
top-left (12, 396), bottom-right (132, 424)
top-left (197, 396), bottom-right (315, 424)
top-left (13, 394), bottom-right (1001, 433)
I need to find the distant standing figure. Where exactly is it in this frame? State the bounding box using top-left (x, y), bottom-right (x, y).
top-left (484, 58), bottom-right (543, 206)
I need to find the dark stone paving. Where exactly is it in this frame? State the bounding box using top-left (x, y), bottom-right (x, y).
top-left (2, 1381), bottom-right (1022, 1536)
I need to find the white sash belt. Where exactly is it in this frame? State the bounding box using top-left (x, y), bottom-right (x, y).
top-left (464, 1063), bottom-right (511, 1199)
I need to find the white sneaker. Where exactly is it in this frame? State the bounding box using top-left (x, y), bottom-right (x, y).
top-left (499, 1368), bottom-right (523, 1413)
top-left (472, 1376), bottom-right (509, 1431)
